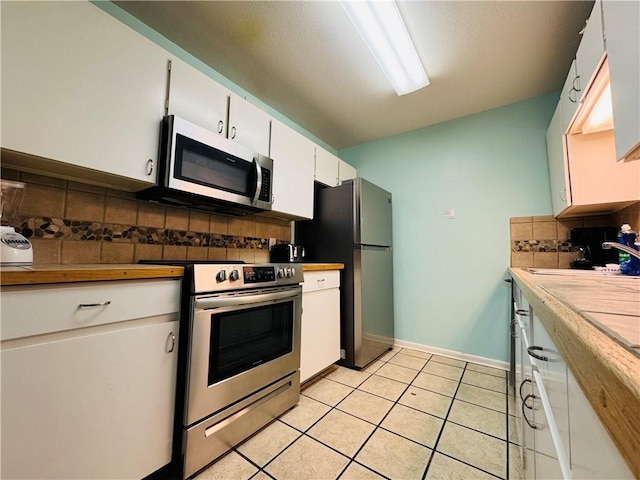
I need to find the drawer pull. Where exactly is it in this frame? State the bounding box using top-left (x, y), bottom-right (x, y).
top-left (522, 394), bottom-right (538, 429)
top-left (167, 331), bottom-right (176, 353)
top-left (519, 378), bottom-right (532, 404)
top-left (78, 301), bottom-right (111, 309)
top-left (527, 346), bottom-right (550, 362)
top-left (515, 309), bottom-right (529, 316)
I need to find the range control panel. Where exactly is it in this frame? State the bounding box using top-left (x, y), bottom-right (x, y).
top-left (192, 263), bottom-right (304, 293)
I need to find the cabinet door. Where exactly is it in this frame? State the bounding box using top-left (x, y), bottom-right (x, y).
top-left (315, 147), bottom-right (340, 187)
top-left (531, 314), bottom-right (570, 476)
top-left (567, 369), bottom-right (633, 479)
top-left (168, 56), bottom-right (229, 136)
top-left (0, 319), bottom-right (179, 479)
top-left (560, 60), bottom-right (580, 133)
top-left (228, 93), bottom-right (271, 156)
top-left (546, 103), bottom-right (571, 215)
top-left (269, 119), bottom-right (315, 219)
top-left (300, 273), bottom-right (341, 383)
top-left (602, 0), bottom-right (640, 162)
top-left (1, 2), bottom-right (166, 189)
top-left (338, 160), bottom-right (357, 184)
top-left (576, 0), bottom-right (605, 98)
top-left (531, 372), bottom-right (566, 480)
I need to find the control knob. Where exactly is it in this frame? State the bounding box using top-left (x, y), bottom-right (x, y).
top-left (215, 270), bottom-right (226, 282)
top-left (277, 268), bottom-right (285, 278)
top-left (229, 269), bottom-right (240, 281)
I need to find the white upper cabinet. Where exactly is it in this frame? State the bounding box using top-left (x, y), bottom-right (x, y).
top-left (602, 0), bottom-right (640, 162)
top-left (546, 103), bottom-right (571, 216)
top-left (315, 147), bottom-right (357, 187)
top-left (228, 93), bottom-right (271, 157)
top-left (339, 159), bottom-right (357, 183)
top-left (575, 0), bottom-right (605, 97)
top-left (1, 1), bottom-right (167, 191)
top-left (167, 57), bottom-right (229, 137)
top-left (560, 60), bottom-right (580, 133)
top-left (168, 62), bottom-right (270, 157)
top-left (315, 147), bottom-right (340, 187)
top-left (269, 119), bottom-right (315, 219)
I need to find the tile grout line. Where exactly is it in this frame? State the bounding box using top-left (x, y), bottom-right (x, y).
top-left (420, 359), bottom-right (469, 480)
top-left (224, 348), bottom-right (508, 480)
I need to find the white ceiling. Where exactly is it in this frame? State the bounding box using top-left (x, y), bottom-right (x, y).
top-left (114, 0), bottom-right (594, 151)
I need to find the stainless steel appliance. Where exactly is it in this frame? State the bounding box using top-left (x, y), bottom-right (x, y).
top-left (295, 178), bottom-right (394, 369)
top-left (0, 179), bottom-right (33, 266)
top-left (159, 261), bottom-right (303, 479)
top-left (269, 243), bottom-right (305, 263)
top-left (137, 115), bottom-right (273, 216)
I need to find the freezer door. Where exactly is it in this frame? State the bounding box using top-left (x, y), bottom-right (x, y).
top-left (355, 178), bottom-right (392, 247)
top-left (354, 246), bottom-right (394, 368)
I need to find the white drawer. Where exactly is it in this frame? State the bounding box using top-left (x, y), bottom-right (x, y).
top-left (302, 270), bottom-right (340, 293)
top-left (1, 279), bottom-right (181, 341)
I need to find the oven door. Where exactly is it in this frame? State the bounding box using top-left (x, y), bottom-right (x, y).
top-left (186, 285), bottom-right (301, 426)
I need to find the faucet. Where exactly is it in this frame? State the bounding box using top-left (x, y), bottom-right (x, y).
top-left (602, 242), bottom-right (640, 260)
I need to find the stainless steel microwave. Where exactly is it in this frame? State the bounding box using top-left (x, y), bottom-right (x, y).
top-left (138, 115), bottom-right (273, 215)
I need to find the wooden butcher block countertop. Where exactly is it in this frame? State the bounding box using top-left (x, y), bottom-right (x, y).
top-left (302, 263), bottom-right (344, 271)
top-left (0, 264), bottom-right (184, 286)
top-left (0, 263), bottom-right (344, 286)
top-left (510, 268), bottom-right (640, 477)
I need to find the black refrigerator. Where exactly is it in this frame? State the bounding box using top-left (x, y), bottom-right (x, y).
top-left (296, 178), bottom-right (394, 369)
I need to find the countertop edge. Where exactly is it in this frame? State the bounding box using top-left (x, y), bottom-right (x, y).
top-left (302, 263), bottom-right (344, 271)
top-left (509, 267), bottom-right (640, 478)
top-left (1, 265), bottom-right (184, 285)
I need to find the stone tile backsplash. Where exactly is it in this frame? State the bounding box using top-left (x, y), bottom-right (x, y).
top-left (1, 168), bottom-right (291, 265)
top-left (509, 204), bottom-right (640, 268)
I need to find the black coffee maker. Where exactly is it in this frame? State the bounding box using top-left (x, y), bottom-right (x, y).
top-left (570, 226), bottom-right (619, 269)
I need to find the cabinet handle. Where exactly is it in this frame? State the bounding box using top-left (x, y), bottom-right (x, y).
top-left (522, 394), bottom-right (538, 429)
top-left (560, 188), bottom-right (567, 202)
top-left (218, 120), bottom-right (224, 134)
top-left (527, 345), bottom-right (559, 362)
top-left (78, 301), bottom-right (111, 309)
top-left (317, 278), bottom-right (326, 286)
top-left (572, 75), bottom-right (580, 92)
top-left (504, 278), bottom-right (512, 284)
top-left (515, 309), bottom-right (529, 316)
top-left (568, 87), bottom-right (578, 104)
top-left (146, 159), bottom-right (154, 176)
top-left (167, 331), bottom-right (176, 353)
top-left (231, 126), bottom-right (237, 139)
top-left (519, 378), bottom-right (533, 404)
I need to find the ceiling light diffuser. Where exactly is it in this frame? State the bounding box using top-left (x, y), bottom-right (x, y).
top-left (340, 0), bottom-right (429, 96)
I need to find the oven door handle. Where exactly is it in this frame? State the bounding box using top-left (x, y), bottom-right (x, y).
top-left (195, 289), bottom-right (298, 309)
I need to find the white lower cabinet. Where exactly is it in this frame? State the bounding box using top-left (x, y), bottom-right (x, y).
top-left (567, 370), bottom-right (633, 479)
top-left (300, 270), bottom-right (341, 383)
top-left (0, 280), bottom-right (181, 479)
top-left (513, 277), bottom-right (634, 480)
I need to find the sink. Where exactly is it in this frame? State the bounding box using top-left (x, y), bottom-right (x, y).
top-left (526, 268), bottom-right (627, 277)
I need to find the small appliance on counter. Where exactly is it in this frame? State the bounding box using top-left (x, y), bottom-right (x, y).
top-left (569, 226), bottom-right (618, 269)
top-left (0, 179), bottom-right (32, 266)
top-left (269, 243), bottom-right (305, 263)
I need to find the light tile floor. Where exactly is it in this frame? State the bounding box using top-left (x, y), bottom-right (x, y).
top-left (195, 347), bottom-right (524, 480)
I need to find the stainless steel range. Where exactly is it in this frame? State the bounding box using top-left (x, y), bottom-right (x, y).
top-left (167, 262), bottom-right (303, 479)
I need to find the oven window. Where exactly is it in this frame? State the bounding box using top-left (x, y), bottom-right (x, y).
top-left (175, 134), bottom-right (255, 197)
top-left (208, 301), bottom-right (293, 385)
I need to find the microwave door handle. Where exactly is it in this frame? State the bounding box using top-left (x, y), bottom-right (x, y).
top-left (252, 157), bottom-right (263, 205)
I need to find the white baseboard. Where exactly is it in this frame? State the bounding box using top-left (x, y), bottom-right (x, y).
top-left (392, 339), bottom-right (509, 372)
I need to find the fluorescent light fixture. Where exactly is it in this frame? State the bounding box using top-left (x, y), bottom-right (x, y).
top-left (340, 0), bottom-right (429, 95)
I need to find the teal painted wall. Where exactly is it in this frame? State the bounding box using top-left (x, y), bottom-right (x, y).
top-left (340, 94), bottom-right (557, 361)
